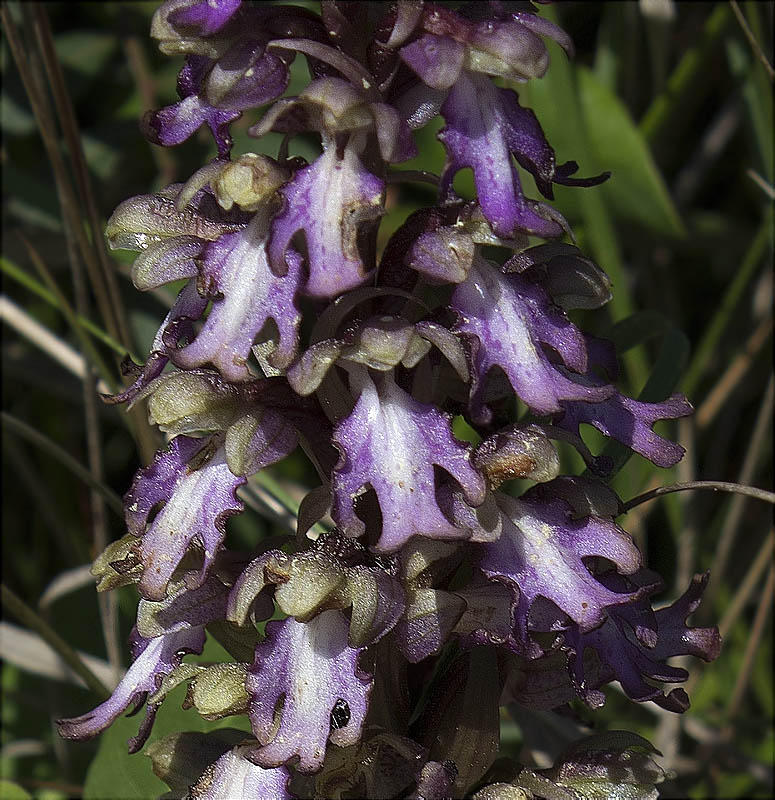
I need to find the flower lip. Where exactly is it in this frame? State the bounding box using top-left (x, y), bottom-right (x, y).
top-left (331, 369), bottom-right (486, 552)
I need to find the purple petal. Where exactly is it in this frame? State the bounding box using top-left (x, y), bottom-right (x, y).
top-left (510, 11), bottom-right (575, 58)
top-left (173, 218), bottom-right (303, 380)
top-left (450, 257), bottom-right (613, 420)
top-left (268, 143), bottom-right (384, 298)
top-left (167, 0), bottom-right (242, 37)
top-left (192, 745), bottom-right (293, 799)
top-left (105, 282), bottom-right (207, 406)
top-left (557, 393), bottom-right (693, 468)
top-left (332, 371), bottom-right (486, 552)
top-left (124, 436), bottom-right (245, 600)
top-left (564, 572), bottom-right (720, 712)
top-left (57, 625), bottom-right (205, 752)
top-left (651, 572), bottom-right (722, 664)
top-left (479, 493), bottom-right (642, 642)
top-left (401, 34), bottom-right (465, 90)
top-left (203, 40), bottom-right (289, 111)
top-left (439, 72), bottom-right (563, 238)
top-left (440, 71), bottom-right (606, 234)
top-left (247, 611), bottom-right (372, 773)
top-left (143, 94), bottom-right (241, 158)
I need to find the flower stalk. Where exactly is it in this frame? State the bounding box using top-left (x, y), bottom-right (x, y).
top-left (56, 2), bottom-right (724, 797)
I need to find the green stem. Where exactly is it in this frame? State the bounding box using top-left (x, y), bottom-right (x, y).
top-left (640, 4), bottom-right (732, 144)
top-left (2, 584), bottom-right (111, 700)
top-left (0, 256), bottom-right (135, 360)
top-left (1, 412), bottom-right (123, 517)
top-left (18, 236), bottom-right (118, 392)
top-left (682, 213), bottom-right (772, 396)
top-left (621, 480), bottom-right (775, 513)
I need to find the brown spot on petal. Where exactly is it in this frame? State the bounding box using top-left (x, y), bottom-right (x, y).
top-left (480, 453), bottom-right (537, 489)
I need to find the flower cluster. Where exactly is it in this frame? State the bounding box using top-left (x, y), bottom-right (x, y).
top-left (59, 1), bottom-right (720, 797)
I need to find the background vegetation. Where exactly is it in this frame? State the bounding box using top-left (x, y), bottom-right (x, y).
top-left (1, 1), bottom-right (772, 797)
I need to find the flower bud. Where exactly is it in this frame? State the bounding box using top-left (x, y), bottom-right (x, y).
top-left (473, 424), bottom-right (560, 489)
top-left (213, 153), bottom-right (289, 211)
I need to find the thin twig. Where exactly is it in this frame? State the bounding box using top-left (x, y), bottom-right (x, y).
top-left (386, 169), bottom-right (441, 186)
top-left (0, 295), bottom-right (111, 394)
top-left (674, 417), bottom-right (697, 592)
top-left (2, 5), bottom-right (160, 464)
top-left (31, 5), bottom-right (133, 350)
top-left (19, 223), bottom-right (116, 391)
top-left (746, 168), bottom-right (775, 199)
top-left (123, 35), bottom-right (177, 186)
top-left (718, 529), bottom-right (774, 639)
top-left (2, 435), bottom-right (86, 565)
top-left (621, 479), bottom-right (775, 513)
top-left (61, 212), bottom-right (123, 683)
top-left (682, 214), bottom-right (772, 396)
top-left (1, 412), bottom-right (123, 516)
top-left (725, 565), bottom-right (774, 719)
top-left (1, 584), bottom-right (110, 700)
top-left (15, 780), bottom-right (84, 796)
top-left (0, 621), bottom-right (121, 690)
top-left (1, 256), bottom-right (136, 359)
top-left (0, 7), bottom-right (117, 345)
top-left (696, 315), bottom-right (772, 428)
top-left (673, 93), bottom-right (741, 207)
top-left (703, 374), bottom-right (774, 617)
top-left (729, 0), bottom-right (775, 81)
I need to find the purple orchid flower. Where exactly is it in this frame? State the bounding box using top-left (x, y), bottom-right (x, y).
top-left (61, 3), bottom-right (721, 797)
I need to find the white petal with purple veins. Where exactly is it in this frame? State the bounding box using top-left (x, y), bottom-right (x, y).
top-left (247, 610), bottom-right (371, 773)
top-left (332, 371), bottom-right (486, 551)
top-left (451, 257), bottom-right (612, 420)
top-left (125, 436), bottom-right (245, 601)
top-left (268, 143), bottom-right (383, 298)
top-left (479, 494), bottom-right (642, 641)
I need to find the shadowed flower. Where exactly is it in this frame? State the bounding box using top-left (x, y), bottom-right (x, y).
top-left (563, 571), bottom-right (721, 712)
